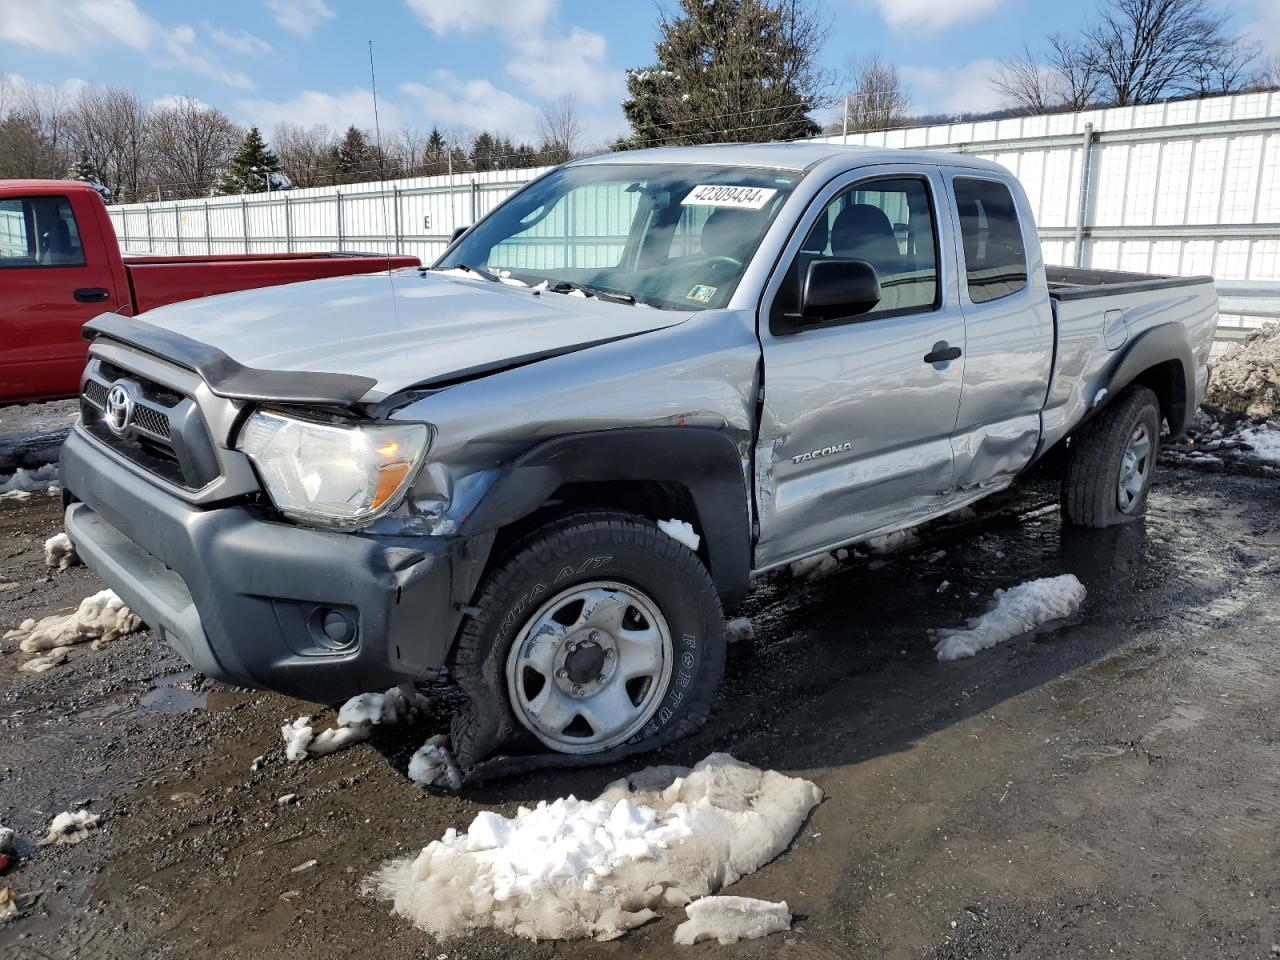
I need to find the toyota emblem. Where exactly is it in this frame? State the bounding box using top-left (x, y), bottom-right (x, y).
top-left (104, 383), bottom-right (134, 436)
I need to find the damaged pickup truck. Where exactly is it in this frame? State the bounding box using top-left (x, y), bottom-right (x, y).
top-left (59, 143), bottom-right (1218, 773)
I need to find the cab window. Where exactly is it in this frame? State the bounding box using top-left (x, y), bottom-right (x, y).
top-left (953, 177), bottom-right (1027, 303)
top-left (774, 176), bottom-right (939, 323)
top-left (0, 196), bottom-right (86, 268)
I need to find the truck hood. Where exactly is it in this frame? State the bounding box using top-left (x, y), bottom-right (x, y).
top-left (131, 269), bottom-right (693, 400)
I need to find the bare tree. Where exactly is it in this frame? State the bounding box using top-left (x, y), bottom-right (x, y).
top-left (149, 97), bottom-right (242, 199)
top-left (274, 122), bottom-right (337, 187)
top-left (991, 47), bottom-right (1057, 115)
top-left (391, 125), bottom-right (427, 177)
top-left (1047, 34), bottom-right (1104, 109)
top-left (992, 37), bottom-right (1101, 114)
top-left (1082, 0), bottom-right (1257, 105)
top-left (835, 55), bottom-right (909, 132)
top-left (65, 86), bottom-right (151, 201)
top-left (0, 74), bottom-right (13, 121)
top-left (536, 95), bottom-right (586, 163)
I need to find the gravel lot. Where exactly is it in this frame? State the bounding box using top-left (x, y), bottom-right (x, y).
top-left (0, 465), bottom-right (1277, 959)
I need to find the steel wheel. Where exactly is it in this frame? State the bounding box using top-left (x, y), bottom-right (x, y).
top-left (505, 580), bottom-right (673, 754)
top-left (1117, 422), bottom-right (1153, 513)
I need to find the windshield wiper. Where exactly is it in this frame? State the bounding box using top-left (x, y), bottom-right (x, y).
top-left (547, 280), bottom-right (636, 305)
top-left (449, 262), bottom-right (501, 282)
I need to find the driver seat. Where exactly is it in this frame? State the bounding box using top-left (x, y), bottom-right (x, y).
top-left (699, 208), bottom-right (763, 263)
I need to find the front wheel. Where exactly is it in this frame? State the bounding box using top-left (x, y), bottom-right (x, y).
top-left (1061, 385), bottom-right (1162, 528)
top-left (448, 510), bottom-right (725, 768)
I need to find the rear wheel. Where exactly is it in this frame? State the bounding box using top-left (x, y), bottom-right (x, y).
top-left (1061, 385), bottom-right (1162, 528)
top-left (448, 510), bottom-right (725, 768)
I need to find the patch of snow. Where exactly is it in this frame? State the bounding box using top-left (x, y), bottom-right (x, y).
top-left (0, 491), bottom-right (31, 502)
top-left (864, 529), bottom-right (919, 555)
top-left (933, 574), bottom-right (1086, 661)
top-left (657, 519), bottom-right (700, 552)
top-left (0, 887), bottom-right (15, 921)
top-left (407, 734), bottom-right (463, 790)
top-left (39, 809), bottom-right (100, 845)
top-left (282, 685), bottom-right (430, 763)
top-left (0, 464), bottom-right (58, 496)
top-left (371, 753), bottom-right (822, 942)
top-left (789, 549), bottom-right (847, 580)
top-left (44, 532), bottom-right (79, 570)
top-left (1204, 323), bottom-right (1279, 416)
top-left (1237, 424), bottom-right (1280, 463)
top-left (0, 826), bottom-right (15, 856)
top-left (725, 617), bottom-right (753, 643)
top-left (673, 895), bottom-right (791, 945)
top-left (4, 590), bottom-right (142, 653)
top-left (19, 646), bottom-right (72, 673)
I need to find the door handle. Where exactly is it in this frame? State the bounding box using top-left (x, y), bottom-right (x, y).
top-left (923, 342), bottom-right (962, 364)
top-left (74, 288), bottom-right (111, 304)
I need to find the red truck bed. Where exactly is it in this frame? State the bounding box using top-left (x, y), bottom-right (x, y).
top-left (1, 180), bottom-right (421, 405)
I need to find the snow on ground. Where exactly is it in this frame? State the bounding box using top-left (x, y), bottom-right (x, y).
top-left (725, 617), bottom-right (754, 643)
top-left (1205, 323), bottom-right (1279, 416)
top-left (38, 810), bottom-right (100, 846)
top-left (1237, 424), bottom-right (1280, 463)
top-left (19, 646), bottom-right (72, 673)
top-left (865, 528), bottom-right (920, 555)
top-left (282, 685), bottom-right (430, 763)
top-left (4, 590), bottom-right (142, 654)
top-left (370, 753), bottom-right (822, 942)
top-left (657, 519), bottom-right (700, 552)
top-left (0, 464), bottom-right (60, 498)
top-left (789, 549), bottom-right (847, 580)
top-left (44, 532), bottom-right (79, 570)
top-left (672, 895), bottom-right (792, 945)
top-left (932, 574), bottom-right (1086, 661)
top-left (407, 734), bottom-right (463, 790)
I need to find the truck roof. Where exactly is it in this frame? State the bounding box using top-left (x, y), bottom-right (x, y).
top-left (573, 142), bottom-right (1008, 175)
top-left (1, 179), bottom-right (103, 195)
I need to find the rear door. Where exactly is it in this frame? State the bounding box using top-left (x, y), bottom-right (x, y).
top-left (942, 172), bottom-right (1054, 490)
top-left (0, 192), bottom-right (124, 403)
top-left (753, 165), bottom-right (967, 568)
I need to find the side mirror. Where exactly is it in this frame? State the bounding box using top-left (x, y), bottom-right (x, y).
top-left (450, 225), bottom-right (469, 243)
top-left (801, 258), bottom-right (881, 321)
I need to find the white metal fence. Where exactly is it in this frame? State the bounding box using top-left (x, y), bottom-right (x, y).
top-left (106, 90), bottom-right (1280, 343)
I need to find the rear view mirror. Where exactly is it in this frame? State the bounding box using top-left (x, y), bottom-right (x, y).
top-left (450, 225), bottom-right (469, 243)
top-left (801, 258), bottom-right (881, 321)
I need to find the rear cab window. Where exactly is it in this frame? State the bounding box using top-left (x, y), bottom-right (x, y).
top-left (0, 195), bottom-right (86, 268)
top-left (952, 177), bottom-right (1027, 303)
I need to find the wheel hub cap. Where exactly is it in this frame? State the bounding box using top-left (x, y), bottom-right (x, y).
top-left (506, 581), bottom-right (673, 754)
top-left (1117, 422), bottom-right (1153, 513)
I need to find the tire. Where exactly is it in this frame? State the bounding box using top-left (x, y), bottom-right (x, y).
top-left (448, 510), bottom-right (725, 769)
top-left (1061, 385), bottom-right (1162, 528)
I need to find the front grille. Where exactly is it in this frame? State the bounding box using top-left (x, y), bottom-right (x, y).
top-left (80, 362), bottom-right (219, 490)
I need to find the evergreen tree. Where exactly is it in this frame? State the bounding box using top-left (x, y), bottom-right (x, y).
top-left (213, 126), bottom-right (280, 195)
top-left (67, 150), bottom-right (113, 202)
top-left (424, 127), bottom-right (447, 175)
top-left (617, 0), bottom-right (826, 149)
top-left (330, 126), bottom-right (372, 184)
top-left (470, 132), bottom-right (496, 172)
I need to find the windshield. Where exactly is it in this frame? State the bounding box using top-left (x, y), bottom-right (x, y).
top-left (434, 163), bottom-right (801, 310)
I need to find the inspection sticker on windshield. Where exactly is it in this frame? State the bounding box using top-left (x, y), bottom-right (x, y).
top-left (687, 284), bottom-right (717, 303)
top-left (682, 184), bottom-right (777, 209)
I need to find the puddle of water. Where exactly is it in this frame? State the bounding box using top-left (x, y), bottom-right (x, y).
top-left (140, 670), bottom-right (207, 714)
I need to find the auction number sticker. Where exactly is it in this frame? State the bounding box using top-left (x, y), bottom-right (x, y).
top-left (681, 184), bottom-right (777, 209)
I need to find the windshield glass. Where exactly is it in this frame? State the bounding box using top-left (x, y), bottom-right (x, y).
top-left (434, 163), bottom-right (801, 310)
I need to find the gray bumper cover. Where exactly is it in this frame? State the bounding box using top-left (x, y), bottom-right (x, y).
top-left (61, 428), bottom-right (472, 703)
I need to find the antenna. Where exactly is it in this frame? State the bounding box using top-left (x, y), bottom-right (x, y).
top-left (368, 40), bottom-right (399, 312)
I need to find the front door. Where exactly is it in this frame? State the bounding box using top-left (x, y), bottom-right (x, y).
top-left (0, 193), bottom-right (122, 403)
top-left (753, 166), bottom-right (966, 569)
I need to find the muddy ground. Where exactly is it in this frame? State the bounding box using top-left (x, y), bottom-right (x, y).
top-left (0, 465), bottom-right (1277, 959)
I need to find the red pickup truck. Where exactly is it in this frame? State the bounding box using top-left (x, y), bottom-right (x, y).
top-left (1, 180), bottom-right (420, 404)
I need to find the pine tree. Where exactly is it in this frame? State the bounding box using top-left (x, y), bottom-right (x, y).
top-left (67, 150), bottom-right (113, 202)
top-left (470, 132), bottom-right (496, 172)
top-left (330, 126), bottom-right (372, 184)
top-left (213, 126), bottom-right (281, 195)
top-left (617, 0), bottom-right (825, 149)
top-left (425, 127), bottom-right (447, 175)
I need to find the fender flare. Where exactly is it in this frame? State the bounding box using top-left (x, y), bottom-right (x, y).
top-left (1095, 322), bottom-right (1196, 436)
top-left (461, 427), bottom-right (752, 606)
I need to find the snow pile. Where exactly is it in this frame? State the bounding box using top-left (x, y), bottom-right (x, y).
top-left (4, 590), bottom-right (142, 653)
top-left (789, 548), bottom-right (847, 580)
top-left (19, 646), bottom-right (72, 673)
top-left (1236, 424), bottom-right (1280, 463)
top-left (1205, 324), bottom-right (1279, 416)
top-left (371, 753), bottom-right (822, 942)
top-left (39, 810), bottom-right (100, 846)
top-left (44, 533), bottom-right (79, 570)
top-left (933, 574), bottom-right (1086, 661)
top-left (865, 528), bottom-right (920, 555)
top-left (407, 734), bottom-right (463, 790)
top-left (0, 464), bottom-right (59, 498)
top-left (282, 685), bottom-right (430, 762)
top-left (725, 617), bottom-right (754, 643)
top-left (673, 896), bottom-right (791, 945)
top-left (657, 519), bottom-right (701, 552)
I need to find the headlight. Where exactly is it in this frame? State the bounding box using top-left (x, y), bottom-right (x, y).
top-left (237, 410), bottom-right (431, 529)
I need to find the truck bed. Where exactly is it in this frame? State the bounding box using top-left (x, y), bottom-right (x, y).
top-left (1046, 265), bottom-right (1214, 301)
top-left (124, 252), bottom-right (420, 314)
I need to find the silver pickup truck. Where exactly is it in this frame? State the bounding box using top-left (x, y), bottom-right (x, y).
top-left (60, 143), bottom-right (1218, 771)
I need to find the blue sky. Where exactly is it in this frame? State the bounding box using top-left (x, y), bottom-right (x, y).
top-left (2, 0), bottom-right (1277, 148)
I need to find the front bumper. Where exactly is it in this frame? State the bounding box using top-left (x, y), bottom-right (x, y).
top-left (61, 427), bottom-right (474, 704)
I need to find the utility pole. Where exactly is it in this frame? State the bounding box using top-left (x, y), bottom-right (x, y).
top-left (842, 94), bottom-right (850, 145)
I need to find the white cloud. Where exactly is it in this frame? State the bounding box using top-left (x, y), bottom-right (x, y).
top-left (206, 25), bottom-right (274, 58)
top-left (0, 2), bottom-right (254, 88)
top-left (404, 0), bottom-right (555, 40)
top-left (505, 27), bottom-right (623, 107)
top-left (870, 0), bottom-right (1003, 31)
top-left (236, 87), bottom-right (405, 136)
top-left (266, 0), bottom-right (335, 37)
top-left (401, 73), bottom-right (540, 141)
top-left (901, 59), bottom-right (1008, 117)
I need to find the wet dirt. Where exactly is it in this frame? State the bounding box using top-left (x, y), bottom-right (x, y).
top-left (0, 466), bottom-right (1277, 959)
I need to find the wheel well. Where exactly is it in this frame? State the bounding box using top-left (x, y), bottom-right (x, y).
top-left (1128, 359), bottom-right (1186, 430)
top-left (487, 479), bottom-right (707, 571)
